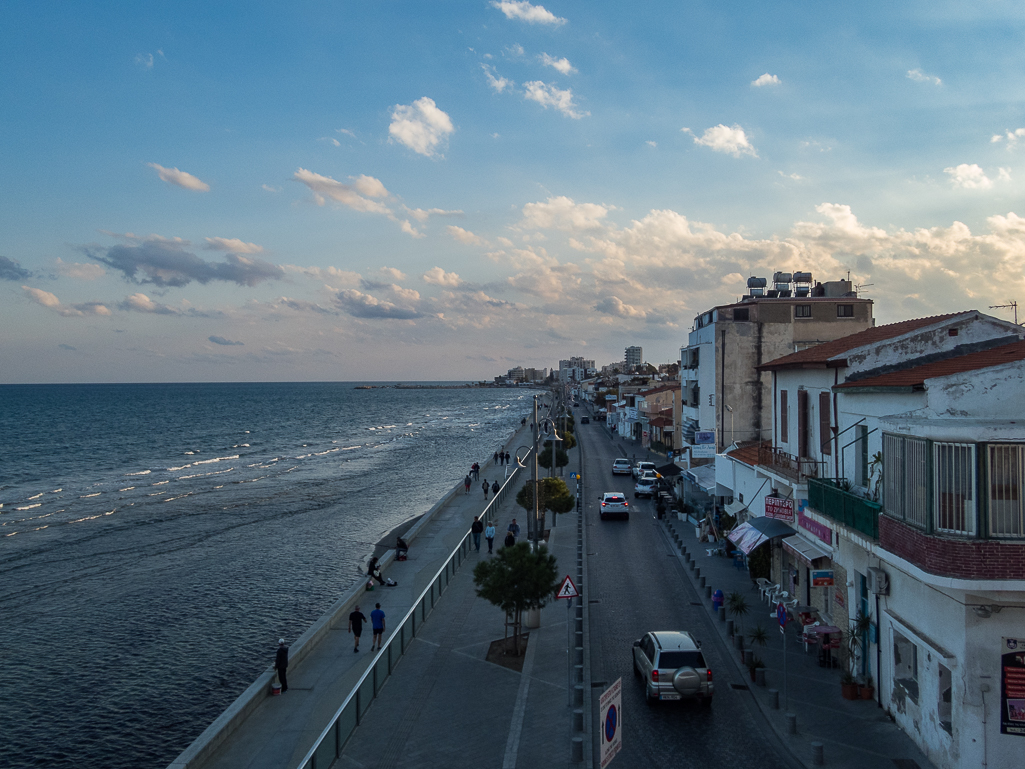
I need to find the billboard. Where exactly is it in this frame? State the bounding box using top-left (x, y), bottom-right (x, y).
top-left (1002, 637), bottom-right (1025, 736)
top-left (692, 430), bottom-right (717, 458)
top-left (765, 496), bottom-right (795, 522)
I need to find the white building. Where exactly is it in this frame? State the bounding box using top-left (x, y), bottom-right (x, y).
top-left (720, 310), bottom-right (1025, 769)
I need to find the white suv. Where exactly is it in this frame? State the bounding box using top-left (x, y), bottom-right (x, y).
top-left (633, 631), bottom-right (713, 705)
top-left (599, 492), bottom-right (629, 520)
top-left (632, 461), bottom-right (657, 479)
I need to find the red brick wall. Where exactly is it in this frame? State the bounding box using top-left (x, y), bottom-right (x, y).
top-left (880, 516), bottom-right (1025, 580)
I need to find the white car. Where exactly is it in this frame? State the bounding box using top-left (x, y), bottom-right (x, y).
top-left (632, 461), bottom-right (657, 479)
top-left (612, 458), bottom-right (632, 475)
top-left (599, 492), bottom-right (630, 520)
top-left (634, 477), bottom-right (657, 498)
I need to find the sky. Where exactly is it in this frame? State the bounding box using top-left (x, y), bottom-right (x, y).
top-left (4, 1), bottom-right (1025, 383)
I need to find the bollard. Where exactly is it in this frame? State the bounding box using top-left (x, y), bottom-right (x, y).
top-left (705, 585), bottom-right (712, 599)
top-left (699, 576), bottom-right (706, 589)
top-left (726, 619), bottom-right (734, 637)
top-left (734, 634), bottom-right (744, 650)
top-left (743, 649), bottom-right (753, 667)
top-left (694, 567), bottom-right (701, 579)
top-left (755, 667), bottom-right (766, 687)
top-left (718, 607), bottom-right (726, 622)
top-left (571, 736), bottom-right (584, 763)
top-left (573, 708), bottom-right (584, 731)
top-left (810, 741), bottom-right (824, 766)
top-left (575, 646), bottom-right (584, 664)
top-left (575, 664), bottom-right (583, 683)
top-left (574, 684), bottom-right (584, 706)
top-left (768, 688), bottom-right (779, 709)
top-left (786, 712), bottom-right (797, 735)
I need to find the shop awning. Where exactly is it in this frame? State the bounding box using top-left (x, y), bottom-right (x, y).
top-left (783, 533), bottom-right (832, 564)
top-left (727, 518), bottom-right (797, 555)
top-left (685, 464), bottom-right (716, 494)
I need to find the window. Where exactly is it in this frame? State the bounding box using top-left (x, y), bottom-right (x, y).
top-left (795, 304), bottom-right (812, 318)
top-left (818, 392), bottom-right (832, 455)
top-left (988, 444), bottom-right (1025, 537)
top-left (855, 425), bottom-right (869, 488)
top-left (837, 304), bottom-right (854, 317)
top-left (883, 434), bottom-right (929, 529)
top-left (934, 442), bottom-right (975, 535)
top-left (779, 390), bottom-right (789, 443)
top-left (798, 390), bottom-right (810, 458)
top-left (893, 630), bottom-right (919, 704)
top-left (733, 308), bottom-right (750, 321)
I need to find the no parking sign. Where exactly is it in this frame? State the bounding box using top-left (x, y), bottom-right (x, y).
top-left (599, 677), bottom-right (622, 767)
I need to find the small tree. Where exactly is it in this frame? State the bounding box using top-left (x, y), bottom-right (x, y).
top-left (537, 445), bottom-right (569, 469)
top-left (473, 542), bottom-right (559, 655)
top-left (726, 591), bottom-right (750, 634)
top-left (516, 477), bottom-right (575, 517)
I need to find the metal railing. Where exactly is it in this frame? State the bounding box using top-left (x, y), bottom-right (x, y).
top-left (294, 469), bottom-right (519, 769)
top-left (758, 445), bottom-right (824, 482)
top-left (807, 477), bottom-right (882, 539)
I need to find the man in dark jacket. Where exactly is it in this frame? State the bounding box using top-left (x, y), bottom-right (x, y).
top-left (471, 515), bottom-right (484, 551)
top-left (275, 638), bottom-right (289, 692)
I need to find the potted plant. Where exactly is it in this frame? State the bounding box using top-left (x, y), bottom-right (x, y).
top-left (747, 624), bottom-right (769, 652)
top-left (842, 612), bottom-right (872, 699)
top-left (747, 656), bottom-right (766, 682)
top-left (860, 675), bottom-right (875, 700)
top-left (841, 670), bottom-right (858, 700)
top-left (726, 592), bottom-right (750, 634)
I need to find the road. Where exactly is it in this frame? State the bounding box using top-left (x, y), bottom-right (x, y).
top-left (579, 418), bottom-right (794, 769)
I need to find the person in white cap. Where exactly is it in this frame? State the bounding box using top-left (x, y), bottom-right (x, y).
top-left (275, 638), bottom-right (289, 692)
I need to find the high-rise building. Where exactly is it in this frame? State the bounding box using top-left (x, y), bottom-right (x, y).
top-left (625, 346), bottom-right (643, 368)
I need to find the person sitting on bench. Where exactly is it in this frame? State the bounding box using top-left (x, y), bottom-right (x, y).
top-left (395, 536), bottom-right (409, 560)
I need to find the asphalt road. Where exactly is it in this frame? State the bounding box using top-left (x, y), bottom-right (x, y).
top-left (579, 419), bottom-right (793, 769)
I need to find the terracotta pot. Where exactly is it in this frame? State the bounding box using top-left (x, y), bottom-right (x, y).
top-left (841, 682), bottom-right (858, 700)
top-left (860, 685), bottom-right (875, 700)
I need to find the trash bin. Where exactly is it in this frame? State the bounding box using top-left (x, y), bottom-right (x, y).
top-left (712, 589), bottom-right (724, 612)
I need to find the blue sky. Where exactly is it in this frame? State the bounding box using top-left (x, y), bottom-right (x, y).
top-left (4, 1), bottom-right (1025, 382)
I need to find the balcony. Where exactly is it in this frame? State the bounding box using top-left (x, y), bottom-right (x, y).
top-left (757, 445), bottom-right (824, 482)
top-left (807, 478), bottom-right (882, 539)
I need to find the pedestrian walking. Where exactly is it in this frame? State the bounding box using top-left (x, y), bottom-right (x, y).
top-left (472, 462), bottom-right (480, 481)
top-left (503, 530), bottom-right (515, 548)
top-left (274, 638), bottom-right (289, 692)
top-left (367, 556), bottom-right (386, 587)
top-left (493, 451), bottom-right (499, 465)
top-left (508, 518), bottom-right (520, 540)
top-left (484, 521), bottom-right (496, 554)
top-left (503, 450), bottom-right (511, 466)
top-left (464, 474), bottom-right (471, 494)
top-left (491, 480), bottom-right (499, 497)
top-left (482, 479), bottom-right (489, 499)
top-left (349, 605), bottom-right (368, 652)
top-left (471, 515), bottom-right (484, 551)
top-left (370, 603), bottom-right (386, 652)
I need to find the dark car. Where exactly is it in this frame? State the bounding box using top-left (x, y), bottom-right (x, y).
top-left (580, 416), bottom-right (590, 424)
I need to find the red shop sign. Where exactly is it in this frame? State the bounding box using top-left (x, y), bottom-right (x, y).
top-left (765, 496), bottom-right (794, 522)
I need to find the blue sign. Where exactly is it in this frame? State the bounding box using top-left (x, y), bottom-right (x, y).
top-left (776, 602), bottom-right (788, 629)
top-left (604, 704), bottom-right (618, 742)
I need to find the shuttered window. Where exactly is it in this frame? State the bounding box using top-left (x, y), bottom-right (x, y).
top-left (798, 390), bottom-right (809, 459)
top-left (818, 391), bottom-right (832, 455)
top-left (779, 390), bottom-right (789, 444)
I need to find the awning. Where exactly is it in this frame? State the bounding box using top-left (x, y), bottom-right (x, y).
top-left (727, 518), bottom-right (797, 555)
top-left (783, 533), bottom-right (832, 565)
top-left (725, 500), bottom-right (748, 516)
top-left (656, 462), bottom-right (683, 477)
top-left (685, 464), bottom-right (716, 494)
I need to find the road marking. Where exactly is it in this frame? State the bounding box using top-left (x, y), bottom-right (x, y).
top-left (502, 629), bottom-right (539, 768)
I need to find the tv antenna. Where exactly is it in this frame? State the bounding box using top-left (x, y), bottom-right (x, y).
top-left (854, 283), bottom-right (874, 297)
top-left (990, 300), bottom-right (1019, 325)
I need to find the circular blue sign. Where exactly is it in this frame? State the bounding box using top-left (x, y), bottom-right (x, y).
top-left (604, 704), bottom-right (618, 742)
top-left (776, 602), bottom-right (788, 628)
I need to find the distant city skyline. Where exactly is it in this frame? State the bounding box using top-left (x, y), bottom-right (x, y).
top-left (4, 2), bottom-right (1025, 383)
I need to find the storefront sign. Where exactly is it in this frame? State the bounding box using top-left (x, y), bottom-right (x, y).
top-left (798, 510), bottom-right (832, 544)
top-left (834, 589), bottom-right (846, 608)
top-left (765, 496), bottom-right (794, 522)
top-left (626, 407), bottom-right (638, 420)
top-left (1002, 637), bottom-right (1025, 736)
top-left (692, 430), bottom-right (717, 458)
top-left (811, 570), bottom-right (835, 587)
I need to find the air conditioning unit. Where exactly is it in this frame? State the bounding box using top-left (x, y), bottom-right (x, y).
top-left (867, 567), bottom-right (890, 595)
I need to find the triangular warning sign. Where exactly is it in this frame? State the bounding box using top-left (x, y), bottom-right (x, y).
top-left (556, 575), bottom-right (580, 599)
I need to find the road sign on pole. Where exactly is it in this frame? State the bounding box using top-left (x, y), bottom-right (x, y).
top-left (599, 678), bottom-right (622, 768)
top-left (556, 575), bottom-right (580, 600)
top-left (776, 601), bottom-right (788, 632)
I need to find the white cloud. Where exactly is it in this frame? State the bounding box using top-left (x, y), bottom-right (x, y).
top-left (751, 73), bottom-right (780, 87)
top-left (646, 141), bottom-right (657, 148)
top-left (379, 267), bottom-right (407, 281)
top-left (121, 293), bottom-right (181, 315)
top-left (293, 168), bottom-right (392, 214)
top-left (595, 296), bottom-right (645, 318)
top-left (991, 128), bottom-right (1025, 148)
top-left (22, 286), bottom-right (111, 317)
top-left (505, 44), bottom-right (525, 57)
top-left (490, 1), bottom-right (566, 25)
top-left (204, 237), bottom-right (264, 254)
top-left (778, 171), bottom-right (805, 181)
top-left (135, 53), bottom-right (154, 69)
top-left (405, 206), bottom-right (464, 222)
top-left (944, 163), bottom-right (994, 189)
top-left (350, 174), bottom-right (389, 198)
top-left (691, 124), bottom-right (758, 158)
top-left (482, 64), bottom-right (512, 93)
top-left (520, 196), bottom-right (611, 232)
top-left (261, 184), bottom-right (281, 192)
top-left (523, 81), bottom-right (588, 119)
top-left (23, 286), bottom-right (60, 308)
top-left (399, 220), bottom-right (424, 238)
top-left (54, 258), bottom-right (105, 280)
top-left (539, 53), bottom-right (576, 75)
top-left (147, 163), bottom-right (210, 191)
top-left (337, 128), bottom-right (357, 138)
top-left (907, 68), bottom-right (942, 85)
top-left (388, 97), bottom-right (454, 157)
top-left (447, 226), bottom-right (485, 245)
top-left (423, 267), bottom-right (463, 287)
top-left (320, 137), bottom-right (341, 147)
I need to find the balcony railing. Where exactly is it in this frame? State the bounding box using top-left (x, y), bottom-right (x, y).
top-left (757, 445), bottom-right (824, 482)
top-left (808, 478), bottom-right (882, 539)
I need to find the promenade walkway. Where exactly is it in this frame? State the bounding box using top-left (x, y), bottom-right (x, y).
top-left (175, 424), bottom-right (535, 769)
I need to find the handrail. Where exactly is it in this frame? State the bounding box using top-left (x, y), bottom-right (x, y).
top-left (294, 468), bottom-right (520, 769)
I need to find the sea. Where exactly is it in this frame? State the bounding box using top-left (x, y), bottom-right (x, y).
top-left (0, 382), bottom-right (535, 769)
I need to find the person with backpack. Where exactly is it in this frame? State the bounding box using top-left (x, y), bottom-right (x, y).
top-left (471, 516), bottom-right (484, 551)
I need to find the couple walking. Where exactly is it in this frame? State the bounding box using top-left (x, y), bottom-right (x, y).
top-left (348, 603), bottom-right (386, 653)
top-left (482, 478), bottom-right (499, 499)
top-left (471, 515), bottom-right (498, 554)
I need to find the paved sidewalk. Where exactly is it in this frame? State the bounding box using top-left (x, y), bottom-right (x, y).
top-left (335, 503), bottom-right (582, 769)
top-left (662, 516), bottom-right (937, 769)
top-left (183, 425), bottom-right (533, 769)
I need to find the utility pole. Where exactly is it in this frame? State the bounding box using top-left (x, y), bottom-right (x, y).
top-left (531, 394), bottom-right (539, 547)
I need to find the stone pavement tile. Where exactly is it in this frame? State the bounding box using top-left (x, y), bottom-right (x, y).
top-left (664, 517), bottom-right (937, 769)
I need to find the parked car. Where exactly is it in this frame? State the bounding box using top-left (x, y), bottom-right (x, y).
top-left (580, 416), bottom-right (590, 424)
top-left (634, 477), bottom-right (657, 498)
top-left (612, 458), bottom-right (632, 475)
top-left (599, 492), bottom-right (629, 520)
top-left (632, 461), bottom-right (657, 479)
top-left (633, 631), bottom-right (714, 705)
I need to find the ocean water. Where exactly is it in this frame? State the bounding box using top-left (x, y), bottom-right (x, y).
top-left (0, 382), bottom-right (534, 769)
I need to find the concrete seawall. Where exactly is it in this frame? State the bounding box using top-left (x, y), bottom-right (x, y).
top-left (167, 422), bottom-right (532, 769)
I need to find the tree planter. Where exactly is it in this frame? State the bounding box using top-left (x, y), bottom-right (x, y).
top-left (841, 683), bottom-right (858, 700)
top-left (860, 685), bottom-right (875, 700)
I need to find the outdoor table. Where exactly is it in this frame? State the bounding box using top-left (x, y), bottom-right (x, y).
top-left (812, 625), bottom-right (842, 667)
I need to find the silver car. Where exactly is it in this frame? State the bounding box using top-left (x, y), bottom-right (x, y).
top-left (632, 631), bottom-right (714, 705)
